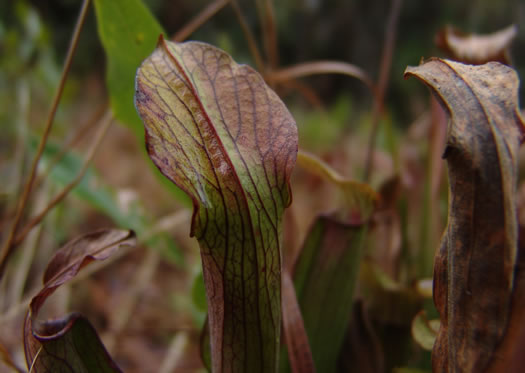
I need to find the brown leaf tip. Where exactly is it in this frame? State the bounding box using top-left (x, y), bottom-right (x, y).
top-left (157, 33), bottom-right (166, 47)
top-left (435, 24), bottom-right (517, 65)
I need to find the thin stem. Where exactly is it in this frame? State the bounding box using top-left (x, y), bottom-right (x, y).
top-left (35, 103), bottom-right (108, 190)
top-left (105, 248), bottom-right (160, 353)
top-left (7, 187), bottom-right (47, 306)
top-left (1, 104), bottom-right (107, 227)
top-left (172, 0), bottom-right (230, 42)
top-left (0, 0), bottom-right (91, 278)
top-left (363, 0), bottom-right (403, 182)
top-left (230, 0), bottom-right (266, 73)
top-left (10, 80), bottom-right (30, 209)
top-left (279, 79), bottom-right (324, 109)
top-left (268, 61), bottom-right (377, 99)
top-left (5, 0), bottom-right (227, 252)
top-left (257, 0), bottom-right (279, 70)
top-left (0, 79), bottom-right (30, 243)
top-left (12, 110), bottom-right (113, 247)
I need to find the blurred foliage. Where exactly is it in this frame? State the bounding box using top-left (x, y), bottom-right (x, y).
top-left (34, 137), bottom-right (184, 264)
top-left (7, 0), bottom-right (523, 119)
top-left (292, 94), bottom-right (352, 151)
top-left (93, 0), bottom-right (164, 136)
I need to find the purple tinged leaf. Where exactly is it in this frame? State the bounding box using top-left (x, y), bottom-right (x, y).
top-left (135, 36), bottom-right (298, 372)
top-left (24, 229), bottom-right (136, 373)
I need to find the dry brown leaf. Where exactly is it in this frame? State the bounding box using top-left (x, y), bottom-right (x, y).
top-left (435, 24), bottom-right (517, 65)
top-left (405, 59), bottom-right (524, 372)
top-left (485, 224), bottom-right (525, 372)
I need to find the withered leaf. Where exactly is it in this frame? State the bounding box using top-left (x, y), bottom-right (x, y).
top-left (485, 224), bottom-right (525, 372)
top-left (24, 229), bottom-right (136, 373)
top-left (405, 59), bottom-right (524, 372)
top-left (435, 24), bottom-right (517, 65)
top-left (135, 36), bottom-right (298, 372)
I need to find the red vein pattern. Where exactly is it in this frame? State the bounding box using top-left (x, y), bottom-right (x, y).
top-left (24, 229), bottom-right (134, 373)
top-left (135, 36), bottom-right (298, 372)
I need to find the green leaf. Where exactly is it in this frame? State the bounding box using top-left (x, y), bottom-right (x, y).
top-left (282, 214), bottom-right (368, 373)
top-left (93, 0), bottom-right (163, 136)
top-left (24, 229), bottom-right (136, 372)
top-left (135, 37), bottom-right (298, 372)
top-left (92, 0), bottom-right (190, 204)
top-left (191, 270), bottom-right (207, 313)
top-left (200, 317), bottom-right (211, 372)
